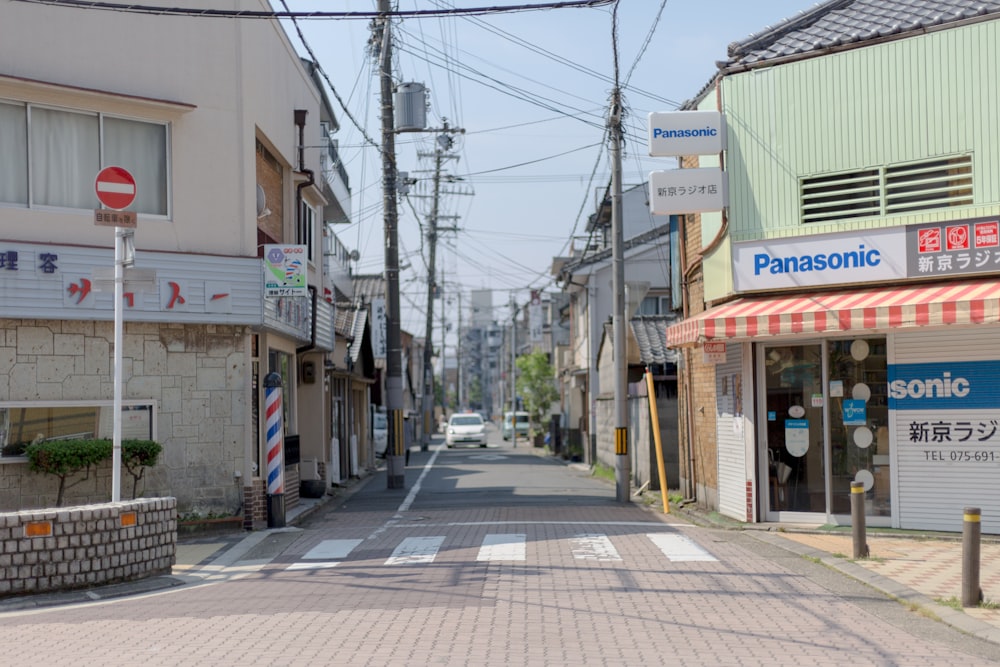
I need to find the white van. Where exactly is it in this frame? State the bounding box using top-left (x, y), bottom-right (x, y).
top-left (501, 411), bottom-right (530, 441)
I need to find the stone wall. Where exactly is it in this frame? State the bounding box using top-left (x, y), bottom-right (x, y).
top-left (0, 497), bottom-right (176, 597)
top-left (0, 319), bottom-right (248, 516)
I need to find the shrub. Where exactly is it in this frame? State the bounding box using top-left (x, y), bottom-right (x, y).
top-left (122, 439), bottom-right (163, 500)
top-left (24, 438), bottom-right (163, 506)
top-left (25, 438), bottom-right (113, 507)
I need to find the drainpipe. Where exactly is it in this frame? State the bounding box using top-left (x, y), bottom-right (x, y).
top-left (294, 109), bottom-right (318, 355)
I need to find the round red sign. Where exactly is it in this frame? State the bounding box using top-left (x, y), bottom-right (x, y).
top-left (94, 166), bottom-right (137, 210)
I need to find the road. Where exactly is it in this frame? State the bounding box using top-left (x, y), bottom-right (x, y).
top-left (1, 424), bottom-right (999, 666)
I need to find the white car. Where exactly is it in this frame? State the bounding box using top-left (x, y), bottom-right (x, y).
top-left (445, 413), bottom-right (487, 448)
top-left (372, 411), bottom-right (388, 457)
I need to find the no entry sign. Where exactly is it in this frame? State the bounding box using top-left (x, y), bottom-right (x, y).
top-left (95, 166), bottom-right (136, 210)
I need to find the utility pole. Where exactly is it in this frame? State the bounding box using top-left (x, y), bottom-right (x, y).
top-left (421, 146), bottom-right (442, 451)
top-left (420, 123), bottom-right (463, 449)
top-left (441, 264), bottom-right (447, 414)
top-left (457, 290), bottom-right (463, 410)
top-left (610, 86), bottom-right (629, 502)
top-left (376, 0), bottom-right (405, 489)
top-left (510, 295), bottom-right (518, 448)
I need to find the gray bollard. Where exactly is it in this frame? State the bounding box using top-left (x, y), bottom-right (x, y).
top-left (962, 507), bottom-right (983, 607)
top-left (851, 481), bottom-right (869, 559)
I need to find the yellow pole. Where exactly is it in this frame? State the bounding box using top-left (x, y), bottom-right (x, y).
top-left (645, 367), bottom-right (669, 514)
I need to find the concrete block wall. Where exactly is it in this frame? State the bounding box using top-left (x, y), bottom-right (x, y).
top-left (0, 319), bottom-right (248, 516)
top-left (0, 497), bottom-right (176, 597)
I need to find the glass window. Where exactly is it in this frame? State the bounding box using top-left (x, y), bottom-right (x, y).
top-left (0, 402), bottom-right (155, 458)
top-left (104, 116), bottom-right (168, 215)
top-left (30, 106), bottom-right (100, 209)
top-left (828, 337), bottom-right (889, 517)
top-left (0, 100), bottom-right (168, 215)
top-left (0, 102), bottom-right (27, 204)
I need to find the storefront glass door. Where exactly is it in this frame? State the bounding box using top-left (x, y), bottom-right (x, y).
top-left (761, 338), bottom-right (890, 521)
top-left (764, 344), bottom-right (826, 514)
top-left (828, 337), bottom-right (890, 518)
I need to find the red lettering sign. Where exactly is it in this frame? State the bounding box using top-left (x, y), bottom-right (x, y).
top-left (946, 224), bottom-right (970, 251)
top-left (918, 227), bottom-right (941, 253)
top-left (975, 221), bottom-right (999, 248)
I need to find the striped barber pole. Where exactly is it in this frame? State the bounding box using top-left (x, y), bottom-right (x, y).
top-left (265, 382), bottom-right (284, 495)
top-left (667, 278), bottom-right (1000, 347)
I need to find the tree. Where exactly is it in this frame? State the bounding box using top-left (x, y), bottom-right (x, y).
top-left (515, 351), bottom-right (559, 432)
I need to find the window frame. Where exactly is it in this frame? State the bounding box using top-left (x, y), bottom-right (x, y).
top-left (0, 97), bottom-right (171, 217)
top-left (0, 400), bottom-right (158, 461)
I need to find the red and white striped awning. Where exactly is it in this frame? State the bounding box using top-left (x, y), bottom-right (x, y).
top-left (666, 279), bottom-right (1000, 347)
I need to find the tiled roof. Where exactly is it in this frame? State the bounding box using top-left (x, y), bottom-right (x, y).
top-left (725, 0), bottom-right (1000, 68)
top-left (631, 315), bottom-right (678, 366)
top-left (352, 273), bottom-right (385, 304)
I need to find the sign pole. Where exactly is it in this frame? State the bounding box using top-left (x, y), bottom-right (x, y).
top-left (112, 227), bottom-right (124, 502)
top-left (95, 165), bottom-right (137, 504)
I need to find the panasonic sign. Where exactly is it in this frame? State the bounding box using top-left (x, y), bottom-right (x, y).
top-left (888, 361), bottom-right (1000, 411)
top-left (648, 111), bottom-right (725, 157)
top-left (733, 227), bottom-right (907, 291)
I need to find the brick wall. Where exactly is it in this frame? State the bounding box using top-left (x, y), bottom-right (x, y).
top-left (0, 497), bottom-right (176, 597)
top-left (676, 152), bottom-right (721, 506)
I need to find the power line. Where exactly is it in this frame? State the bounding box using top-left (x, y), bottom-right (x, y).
top-left (16, 0), bottom-right (616, 19)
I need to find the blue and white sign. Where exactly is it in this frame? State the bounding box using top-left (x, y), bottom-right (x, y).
top-left (842, 399), bottom-right (867, 426)
top-left (785, 419), bottom-right (810, 457)
top-left (648, 110), bottom-right (725, 157)
top-left (887, 360), bottom-right (1000, 411)
top-left (733, 226), bottom-right (907, 291)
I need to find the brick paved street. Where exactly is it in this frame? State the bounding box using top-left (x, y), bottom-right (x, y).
top-left (1, 445), bottom-right (998, 666)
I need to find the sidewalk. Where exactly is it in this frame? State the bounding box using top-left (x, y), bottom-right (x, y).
top-left (669, 502), bottom-right (1000, 645)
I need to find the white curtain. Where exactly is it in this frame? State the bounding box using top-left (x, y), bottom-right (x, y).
top-left (104, 116), bottom-right (167, 216)
top-left (30, 106), bottom-right (99, 210)
top-left (0, 102), bottom-right (28, 205)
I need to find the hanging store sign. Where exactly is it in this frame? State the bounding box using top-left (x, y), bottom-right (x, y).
top-left (647, 111), bottom-right (725, 157)
top-left (648, 168), bottom-right (727, 215)
top-left (264, 245), bottom-right (308, 297)
top-left (372, 297), bottom-right (387, 360)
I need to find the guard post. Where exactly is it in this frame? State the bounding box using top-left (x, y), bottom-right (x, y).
top-left (264, 372), bottom-right (286, 528)
top-left (962, 506), bottom-right (982, 607)
top-left (851, 481), bottom-right (869, 559)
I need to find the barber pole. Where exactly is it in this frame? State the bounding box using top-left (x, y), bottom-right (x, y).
top-left (264, 373), bottom-right (286, 527)
top-left (266, 384), bottom-right (283, 494)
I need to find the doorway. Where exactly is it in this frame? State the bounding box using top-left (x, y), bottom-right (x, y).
top-left (760, 338), bottom-right (890, 522)
top-left (763, 344), bottom-right (825, 515)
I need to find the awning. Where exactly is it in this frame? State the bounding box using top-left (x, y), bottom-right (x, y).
top-left (666, 278), bottom-right (1000, 347)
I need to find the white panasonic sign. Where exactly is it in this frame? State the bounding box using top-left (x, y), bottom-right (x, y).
top-left (648, 110), bottom-right (725, 157)
top-left (732, 227), bottom-right (908, 291)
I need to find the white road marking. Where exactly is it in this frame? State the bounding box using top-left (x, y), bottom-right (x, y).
top-left (286, 562), bottom-right (340, 571)
top-left (302, 539), bottom-right (363, 560)
top-left (477, 534), bottom-right (527, 561)
top-left (385, 536), bottom-right (446, 565)
top-left (646, 533), bottom-right (717, 562)
top-left (570, 534), bottom-right (622, 562)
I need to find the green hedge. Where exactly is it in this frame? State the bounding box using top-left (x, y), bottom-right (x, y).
top-left (25, 438), bottom-right (162, 506)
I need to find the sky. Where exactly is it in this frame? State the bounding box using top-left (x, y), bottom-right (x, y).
top-left (279, 0), bottom-right (818, 343)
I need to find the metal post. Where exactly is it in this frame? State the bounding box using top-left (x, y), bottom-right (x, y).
top-left (111, 227), bottom-right (125, 502)
top-left (850, 481), bottom-right (868, 559)
top-left (963, 506), bottom-right (983, 607)
top-left (376, 0), bottom-right (406, 488)
top-left (645, 368), bottom-right (669, 514)
top-left (264, 372), bottom-right (285, 528)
